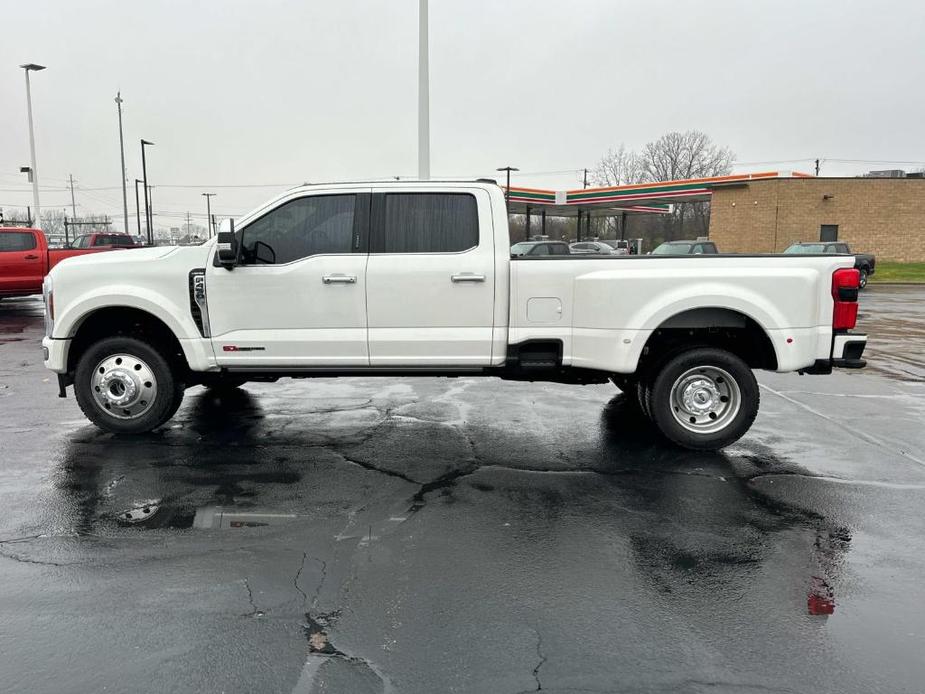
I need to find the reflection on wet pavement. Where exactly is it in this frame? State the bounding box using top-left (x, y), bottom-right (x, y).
top-left (858, 285), bottom-right (925, 381)
top-left (2, 291), bottom-right (925, 693)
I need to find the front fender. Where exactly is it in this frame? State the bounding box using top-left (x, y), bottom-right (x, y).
top-left (54, 286), bottom-right (200, 341)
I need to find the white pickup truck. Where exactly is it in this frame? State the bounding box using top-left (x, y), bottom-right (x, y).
top-left (41, 180), bottom-right (867, 449)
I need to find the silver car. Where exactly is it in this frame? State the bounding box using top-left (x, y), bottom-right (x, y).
top-left (569, 241), bottom-right (615, 255)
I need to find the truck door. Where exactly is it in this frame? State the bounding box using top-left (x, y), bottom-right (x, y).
top-left (206, 190), bottom-right (371, 367)
top-left (365, 188), bottom-right (495, 366)
top-left (0, 230), bottom-right (44, 294)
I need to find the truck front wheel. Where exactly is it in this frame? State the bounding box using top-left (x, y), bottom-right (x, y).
top-left (74, 336), bottom-right (183, 434)
top-left (647, 347), bottom-right (759, 451)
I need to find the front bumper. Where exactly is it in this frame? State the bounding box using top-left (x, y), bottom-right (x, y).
top-left (799, 332), bottom-right (867, 374)
top-left (42, 336), bottom-right (70, 373)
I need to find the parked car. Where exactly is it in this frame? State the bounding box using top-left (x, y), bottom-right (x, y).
top-left (783, 242), bottom-right (876, 288)
top-left (510, 240), bottom-right (571, 256)
top-left (601, 239), bottom-right (631, 255)
top-left (651, 240), bottom-right (719, 255)
top-left (71, 233), bottom-right (143, 249)
top-left (0, 227), bottom-right (114, 299)
top-left (569, 241), bottom-right (615, 255)
top-left (43, 180), bottom-right (865, 450)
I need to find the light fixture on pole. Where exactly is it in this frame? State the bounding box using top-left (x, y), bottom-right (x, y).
top-left (140, 139), bottom-right (154, 244)
top-left (20, 63), bottom-right (46, 227)
top-left (115, 92), bottom-right (130, 234)
top-left (496, 166), bottom-right (519, 210)
top-left (202, 193), bottom-right (216, 237)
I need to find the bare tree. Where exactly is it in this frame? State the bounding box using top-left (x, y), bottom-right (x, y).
top-left (638, 130), bottom-right (734, 240)
top-left (590, 144), bottom-right (645, 187)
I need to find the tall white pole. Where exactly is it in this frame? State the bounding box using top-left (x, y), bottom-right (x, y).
top-left (418, 0), bottom-right (430, 180)
top-left (24, 70), bottom-right (41, 225)
top-left (116, 92), bottom-right (130, 234)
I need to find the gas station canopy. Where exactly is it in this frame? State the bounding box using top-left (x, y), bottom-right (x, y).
top-left (504, 170), bottom-right (812, 218)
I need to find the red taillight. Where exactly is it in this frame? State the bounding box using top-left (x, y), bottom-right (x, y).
top-left (831, 268), bottom-right (859, 330)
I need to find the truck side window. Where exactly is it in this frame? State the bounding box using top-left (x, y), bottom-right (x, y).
top-left (0, 232), bottom-right (37, 252)
top-left (380, 193), bottom-right (478, 253)
top-left (528, 244), bottom-right (550, 255)
top-left (240, 194), bottom-right (356, 265)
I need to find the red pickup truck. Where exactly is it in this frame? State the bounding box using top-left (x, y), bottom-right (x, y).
top-left (0, 227), bottom-right (116, 299)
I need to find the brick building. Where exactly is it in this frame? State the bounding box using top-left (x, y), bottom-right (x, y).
top-left (708, 177), bottom-right (925, 262)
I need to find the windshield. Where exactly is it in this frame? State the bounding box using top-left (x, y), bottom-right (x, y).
top-left (784, 243), bottom-right (825, 254)
top-left (652, 243), bottom-right (691, 254)
top-left (510, 242), bottom-right (534, 255)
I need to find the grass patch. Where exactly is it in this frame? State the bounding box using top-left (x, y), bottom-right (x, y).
top-left (868, 262), bottom-right (925, 284)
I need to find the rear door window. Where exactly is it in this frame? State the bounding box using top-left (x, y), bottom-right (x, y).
top-left (376, 193), bottom-right (478, 253)
top-left (549, 244), bottom-right (570, 256)
top-left (0, 232), bottom-right (37, 252)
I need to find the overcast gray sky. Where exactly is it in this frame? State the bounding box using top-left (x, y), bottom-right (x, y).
top-left (2, 0), bottom-right (924, 231)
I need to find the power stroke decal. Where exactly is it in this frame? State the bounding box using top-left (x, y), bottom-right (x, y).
top-left (222, 345), bottom-right (267, 352)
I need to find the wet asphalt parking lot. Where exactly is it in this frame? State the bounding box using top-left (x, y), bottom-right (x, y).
top-left (1, 287), bottom-right (925, 694)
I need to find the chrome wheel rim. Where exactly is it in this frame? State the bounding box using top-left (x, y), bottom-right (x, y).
top-left (669, 366), bottom-right (740, 434)
top-left (90, 353), bottom-right (158, 420)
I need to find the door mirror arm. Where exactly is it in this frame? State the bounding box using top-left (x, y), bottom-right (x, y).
top-left (215, 220), bottom-right (239, 270)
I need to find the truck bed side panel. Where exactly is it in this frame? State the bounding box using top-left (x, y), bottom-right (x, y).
top-left (510, 255), bottom-right (854, 373)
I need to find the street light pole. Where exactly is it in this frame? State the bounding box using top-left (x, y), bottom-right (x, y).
top-left (20, 63), bottom-right (46, 227)
top-left (496, 166), bottom-right (519, 210)
top-left (418, 0), bottom-right (430, 180)
top-left (115, 92), bottom-right (130, 234)
top-left (140, 139), bottom-right (154, 244)
top-left (134, 179), bottom-right (142, 237)
top-left (202, 193), bottom-right (216, 237)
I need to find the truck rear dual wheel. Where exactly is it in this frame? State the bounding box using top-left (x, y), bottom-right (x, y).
top-left (645, 347), bottom-right (759, 451)
top-left (74, 336), bottom-right (183, 434)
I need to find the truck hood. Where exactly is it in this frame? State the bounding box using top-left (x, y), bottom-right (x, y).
top-left (54, 245), bottom-right (181, 269)
top-left (49, 244), bottom-right (213, 280)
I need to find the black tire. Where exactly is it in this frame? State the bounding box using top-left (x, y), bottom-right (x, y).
top-left (858, 268), bottom-right (869, 289)
top-left (74, 336), bottom-right (183, 434)
top-left (637, 378), bottom-right (653, 419)
top-left (647, 347), bottom-right (759, 451)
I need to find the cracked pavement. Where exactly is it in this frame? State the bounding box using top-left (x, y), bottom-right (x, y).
top-left (1, 287), bottom-right (925, 693)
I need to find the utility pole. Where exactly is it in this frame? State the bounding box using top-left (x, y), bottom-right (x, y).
top-left (186, 211), bottom-right (192, 238)
top-left (115, 92), bottom-right (129, 234)
top-left (202, 192), bottom-right (216, 237)
top-left (815, 158), bottom-right (820, 176)
top-left (583, 168), bottom-right (588, 188)
top-left (418, 0), bottom-right (430, 180)
top-left (496, 166), bottom-right (519, 210)
top-left (68, 174), bottom-right (77, 217)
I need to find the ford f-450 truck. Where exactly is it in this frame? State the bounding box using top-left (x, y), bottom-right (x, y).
top-left (41, 181), bottom-right (866, 449)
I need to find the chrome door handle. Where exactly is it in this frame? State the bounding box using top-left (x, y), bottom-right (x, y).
top-left (322, 274), bottom-right (357, 284)
top-left (451, 273), bottom-right (486, 283)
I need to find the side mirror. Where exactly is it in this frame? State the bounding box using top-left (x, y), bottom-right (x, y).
top-left (216, 219), bottom-right (238, 270)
